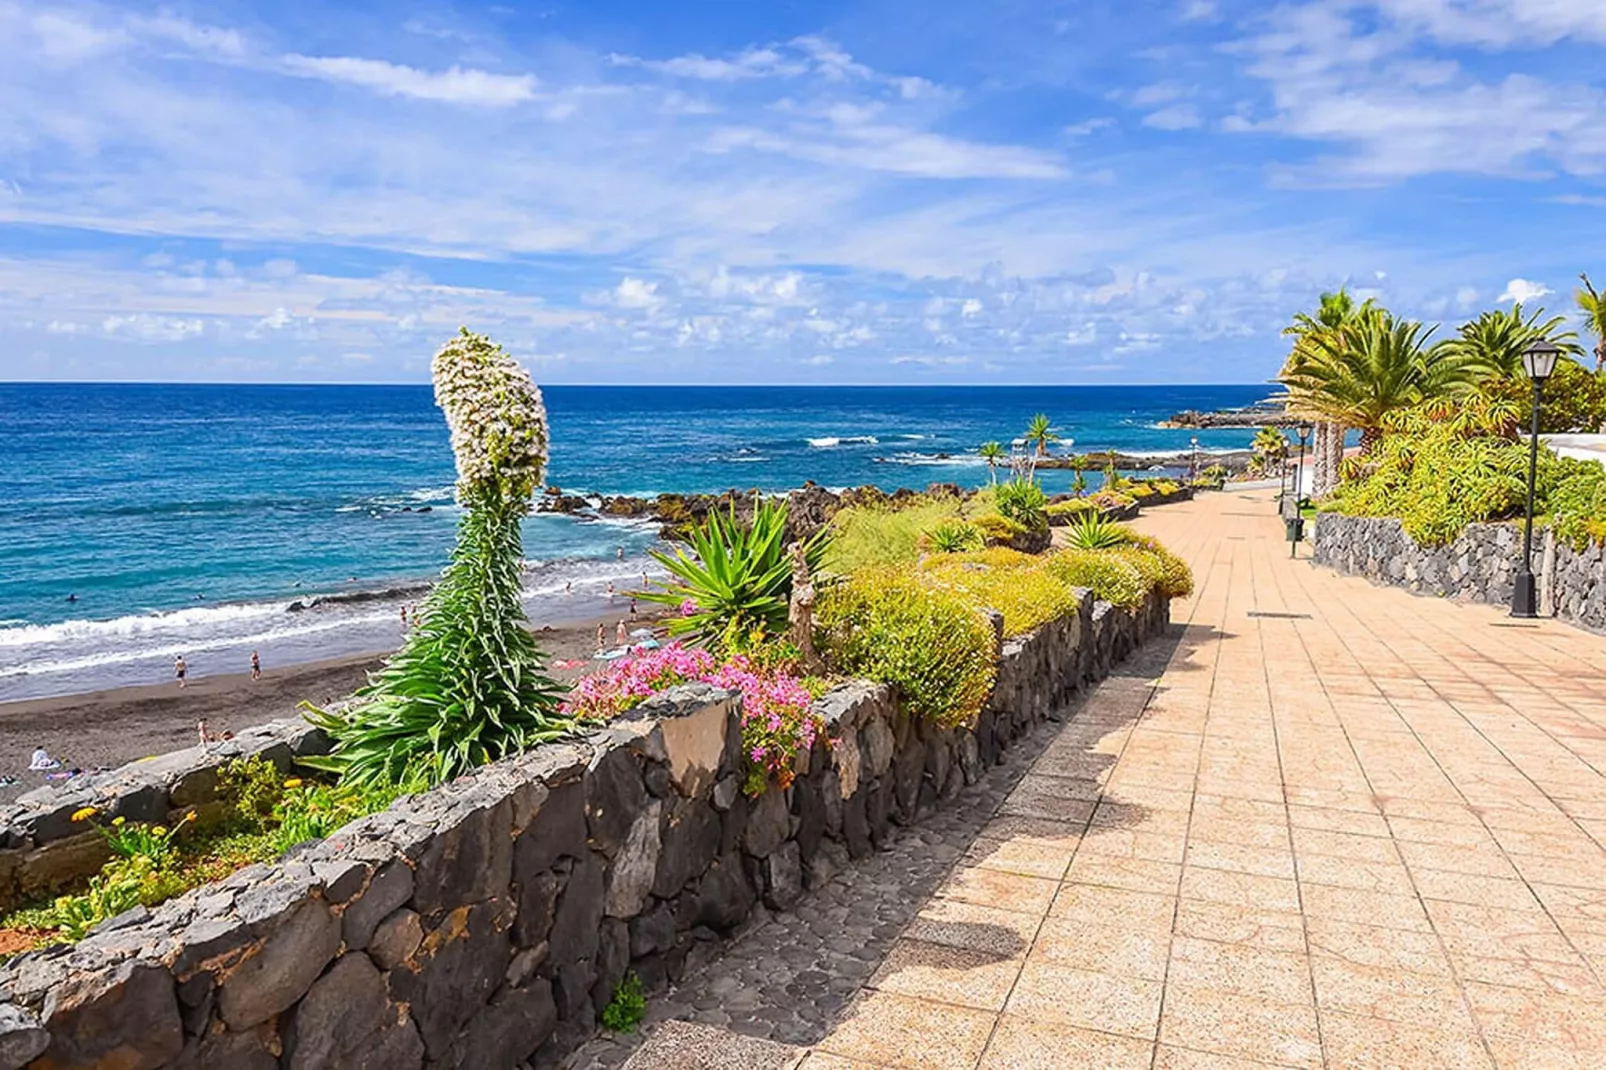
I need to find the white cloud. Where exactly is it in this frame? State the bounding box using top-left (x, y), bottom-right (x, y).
top-left (1065, 322), bottom-right (1098, 345)
top-left (102, 314), bottom-right (205, 341)
top-left (612, 277), bottom-right (666, 310)
top-left (611, 46), bottom-right (804, 81)
top-left (278, 55), bottom-right (538, 106)
top-left (1499, 277), bottom-right (1552, 304)
top-left (1064, 118), bottom-right (1115, 136)
top-left (803, 354), bottom-right (834, 365)
top-left (961, 298), bottom-right (983, 318)
top-left (1143, 105), bottom-right (1202, 131)
top-left (1181, 0), bottom-right (1218, 20)
top-left (1226, 3), bottom-right (1606, 183)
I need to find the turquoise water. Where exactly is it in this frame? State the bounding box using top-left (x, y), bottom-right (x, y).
top-left (0, 383), bottom-right (1267, 699)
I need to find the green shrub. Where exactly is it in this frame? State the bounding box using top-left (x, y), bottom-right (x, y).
top-left (1046, 499), bottom-right (1098, 518)
top-left (1043, 551), bottom-right (1151, 608)
top-left (919, 550), bottom-right (1081, 637)
top-left (1331, 413), bottom-right (1531, 545)
top-left (601, 972), bottom-right (647, 1032)
top-left (816, 570), bottom-right (998, 728)
top-left (971, 513), bottom-right (1026, 545)
top-left (994, 480), bottom-right (1048, 531)
top-left (1118, 537), bottom-right (1195, 598)
top-left (639, 497), bottom-right (826, 653)
top-left (823, 495), bottom-right (969, 572)
top-left (923, 519), bottom-right (984, 554)
top-left (1550, 458), bottom-right (1606, 548)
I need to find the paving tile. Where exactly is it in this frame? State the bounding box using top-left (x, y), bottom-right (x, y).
top-left (1165, 936), bottom-right (1313, 1004)
top-left (1317, 1008), bottom-right (1494, 1069)
top-left (1172, 900), bottom-right (1307, 953)
top-left (1152, 1047), bottom-right (1303, 1070)
top-left (1180, 865), bottom-right (1301, 913)
top-left (1308, 952), bottom-right (1471, 1027)
top-left (1049, 882), bottom-right (1177, 930)
top-left (1185, 839), bottom-right (1297, 880)
top-left (1031, 916), bottom-right (1170, 980)
top-left (1004, 960), bottom-right (1164, 1040)
top-left (978, 1015), bottom-right (1153, 1070)
top-left (1297, 883), bottom-right (1433, 932)
top-left (1157, 986), bottom-right (1323, 1069)
top-left (960, 835), bottom-right (1076, 881)
top-left (1302, 917), bottom-right (1450, 976)
top-left (935, 866), bottom-right (1059, 916)
top-left (1066, 853), bottom-right (1182, 895)
top-left (813, 991), bottom-right (996, 1070)
top-left (903, 897), bottom-right (1043, 957)
top-left (868, 938), bottom-right (1023, 1011)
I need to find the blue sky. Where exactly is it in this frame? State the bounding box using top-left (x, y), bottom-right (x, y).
top-left (0, 0), bottom-right (1603, 384)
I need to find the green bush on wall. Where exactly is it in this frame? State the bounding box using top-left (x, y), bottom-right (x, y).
top-left (816, 569), bottom-right (999, 728)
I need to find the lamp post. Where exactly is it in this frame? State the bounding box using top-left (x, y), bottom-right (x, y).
top-left (1190, 436), bottom-right (1199, 483)
top-left (1289, 423), bottom-right (1312, 557)
top-left (1512, 338), bottom-right (1561, 618)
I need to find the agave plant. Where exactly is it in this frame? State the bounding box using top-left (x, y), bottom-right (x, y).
top-left (993, 479), bottom-right (1048, 531)
top-left (925, 519), bottom-right (984, 553)
top-left (305, 330), bottom-right (566, 789)
top-left (638, 497), bottom-right (827, 653)
top-left (1064, 512), bottom-right (1131, 550)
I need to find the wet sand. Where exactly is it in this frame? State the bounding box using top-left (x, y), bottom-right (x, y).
top-left (0, 609), bottom-right (665, 805)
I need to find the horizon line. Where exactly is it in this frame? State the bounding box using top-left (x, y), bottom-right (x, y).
top-left (0, 379), bottom-right (1278, 389)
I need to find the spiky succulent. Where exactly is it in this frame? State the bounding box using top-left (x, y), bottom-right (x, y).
top-left (432, 328), bottom-right (549, 509)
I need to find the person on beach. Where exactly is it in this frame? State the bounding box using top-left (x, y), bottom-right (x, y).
top-left (565, 581), bottom-right (572, 596)
top-left (606, 582), bottom-right (615, 601)
top-left (642, 571), bottom-right (650, 590)
top-left (174, 655), bottom-right (187, 688)
top-left (400, 605), bottom-right (409, 630)
top-left (595, 623), bottom-right (606, 653)
top-left (629, 597), bottom-right (638, 620)
top-left (250, 650), bottom-right (261, 681)
top-left (617, 619), bottom-right (628, 646)
top-left (197, 719), bottom-right (210, 746)
top-left (29, 747), bottom-right (59, 771)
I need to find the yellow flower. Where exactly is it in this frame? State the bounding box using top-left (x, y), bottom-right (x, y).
top-left (283, 778), bottom-right (304, 789)
top-left (152, 826), bottom-right (167, 837)
top-left (71, 806), bottom-right (98, 822)
top-left (112, 816), bottom-right (127, 827)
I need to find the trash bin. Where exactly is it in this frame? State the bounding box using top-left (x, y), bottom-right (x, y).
top-left (1284, 517), bottom-right (1304, 542)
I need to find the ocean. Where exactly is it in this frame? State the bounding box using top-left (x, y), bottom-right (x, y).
top-left (0, 383), bottom-right (1269, 701)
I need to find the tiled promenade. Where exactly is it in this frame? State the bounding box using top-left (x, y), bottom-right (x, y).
top-left (801, 488), bottom-right (1606, 1069)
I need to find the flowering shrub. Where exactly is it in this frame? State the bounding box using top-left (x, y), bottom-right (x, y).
top-left (561, 642), bottom-right (824, 794)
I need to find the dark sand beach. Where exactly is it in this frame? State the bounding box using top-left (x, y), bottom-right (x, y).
top-left (0, 608), bottom-right (665, 805)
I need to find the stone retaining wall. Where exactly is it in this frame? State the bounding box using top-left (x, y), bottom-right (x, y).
top-left (0, 589), bottom-right (1169, 1070)
top-left (0, 723), bottom-right (332, 915)
top-left (1312, 513), bottom-right (1606, 632)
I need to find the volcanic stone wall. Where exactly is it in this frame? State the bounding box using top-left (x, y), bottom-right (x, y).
top-left (0, 588), bottom-right (1169, 1070)
top-left (1312, 513), bottom-right (1606, 632)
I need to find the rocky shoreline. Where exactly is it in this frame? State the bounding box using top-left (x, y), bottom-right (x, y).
top-left (1161, 407), bottom-right (1301, 429)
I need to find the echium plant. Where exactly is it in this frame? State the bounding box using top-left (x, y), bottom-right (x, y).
top-left (306, 329), bottom-right (568, 789)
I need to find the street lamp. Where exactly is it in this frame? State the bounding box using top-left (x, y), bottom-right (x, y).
top-left (1288, 423), bottom-right (1313, 557)
top-left (1190, 436), bottom-right (1199, 482)
top-left (1512, 338), bottom-right (1561, 617)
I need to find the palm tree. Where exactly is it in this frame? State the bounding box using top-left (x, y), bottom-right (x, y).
top-left (978, 441), bottom-right (1006, 485)
top-left (1249, 426), bottom-right (1289, 476)
top-left (1578, 274), bottom-right (1606, 372)
top-left (1024, 414), bottom-right (1060, 457)
top-left (1442, 304), bottom-right (1580, 380)
top-left (1281, 289), bottom-right (1376, 494)
top-left (1280, 310), bottom-right (1475, 454)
